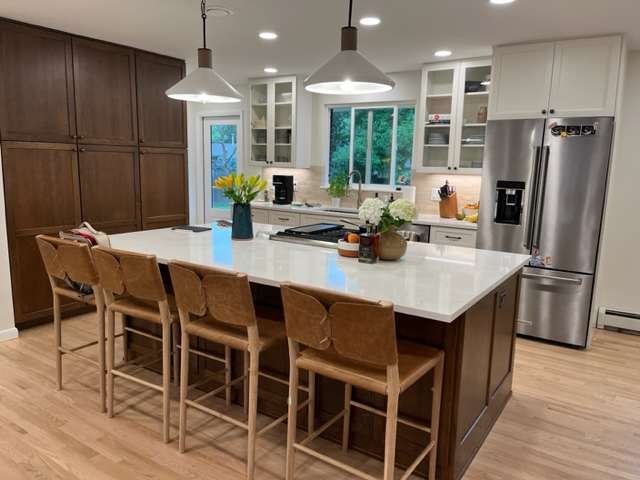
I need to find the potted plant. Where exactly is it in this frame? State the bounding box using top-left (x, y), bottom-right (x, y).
top-left (214, 173), bottom-right (268, 240)
top-left (359, 198), bottom-right (417, 261)
top-left (327, 172), bottom-right (348, 208)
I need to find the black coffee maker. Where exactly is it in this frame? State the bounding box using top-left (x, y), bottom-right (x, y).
top-left (273, 175), bottom-right (294, 205)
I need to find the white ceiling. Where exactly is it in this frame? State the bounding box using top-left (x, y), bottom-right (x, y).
top-left (2, 0), bottom-right (639, 83)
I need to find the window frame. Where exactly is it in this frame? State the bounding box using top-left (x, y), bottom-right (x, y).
top-left (326, 101), bottom-right (416, 188)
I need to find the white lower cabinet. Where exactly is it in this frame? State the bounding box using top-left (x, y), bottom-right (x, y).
top-left (430, 226), bottom-right (477, 248)
top-left (251, 208), bottom-right (269, 224)
top-left (268, 211), bottom-right (301, 227)
top-left (300, 214), bottom-right (348, 225)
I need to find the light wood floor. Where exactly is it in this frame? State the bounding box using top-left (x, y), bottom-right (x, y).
top-left (0, 314), bottom-right (638, 480)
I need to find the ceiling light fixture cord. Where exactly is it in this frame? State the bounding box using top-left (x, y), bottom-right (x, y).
top-left (347, 0), bottom-right (354, 27)
top-left (201, 0), bottom-right (207, 49)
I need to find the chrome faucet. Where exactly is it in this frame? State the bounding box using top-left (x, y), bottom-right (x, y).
top-left (347, 170), bottom-right (363, 209)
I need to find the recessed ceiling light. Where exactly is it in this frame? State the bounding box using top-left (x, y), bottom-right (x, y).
top-left (490, 0), bottom-right (515, 4)
top-left (359, 17), bottom-right (381, 26)
top-left (264, 67), bottom-right (278, 74)
top-left (435, 50), bottom-right (452, 57)
top-left (259, 32), bottom-right (278, 40)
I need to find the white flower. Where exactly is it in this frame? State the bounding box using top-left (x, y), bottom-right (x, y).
top-left (388, 199), bottom-right (417, 222)
top-left (358, 198), bottom-right (385, 225)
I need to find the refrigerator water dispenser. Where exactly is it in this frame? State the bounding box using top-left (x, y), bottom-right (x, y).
top-left (494, 180), bottom-right (525, 225)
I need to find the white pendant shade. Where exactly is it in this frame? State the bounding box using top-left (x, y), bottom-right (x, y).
top-left (166, 66), bottom-right (242, 103)
top-left (304, 49), bottom-right (395, 95)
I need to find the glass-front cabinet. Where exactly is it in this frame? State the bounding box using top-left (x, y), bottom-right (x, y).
top-left (416, 59), bottom-right (491, 174)
top-left (249, 76), bottom-right (296, 167)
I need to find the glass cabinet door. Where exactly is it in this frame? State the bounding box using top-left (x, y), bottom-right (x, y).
top-left (273, 80), bottom-right (294, 165)
top-left (422, 67), bottom-right (457, 170)
top-left (250, 83), bottom-right (268, 165)
top-left (458, 63), bottom-right (491, 170)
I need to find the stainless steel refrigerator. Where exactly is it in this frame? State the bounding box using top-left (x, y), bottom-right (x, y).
top-left (477, 117), bottom-right (614, 347)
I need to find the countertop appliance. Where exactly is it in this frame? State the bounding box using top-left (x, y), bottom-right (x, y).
top-left (478, 117), bottom-right (614, 347)
top-left (272, 175), bottom-right (294, 205)
top-left (270, 223), bottom-right (357, 248)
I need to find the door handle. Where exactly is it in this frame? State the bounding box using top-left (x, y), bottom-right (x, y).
top-left (533, 146), bottom-right (550, 249)
top-left (523, 146), bottom-right (541, 249)
top-left (522, 272), bottom-right (583, 285)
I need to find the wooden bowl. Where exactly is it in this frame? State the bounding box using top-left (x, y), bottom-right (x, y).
top-left (337, 240), bottom-right (359, 258)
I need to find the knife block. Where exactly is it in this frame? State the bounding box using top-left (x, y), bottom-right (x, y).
top-left (439, 193), bottom-right (458, 219)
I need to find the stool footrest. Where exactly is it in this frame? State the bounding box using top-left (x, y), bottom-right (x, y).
top-left (400, 440), bottom-right (436, 480)
top-left (293, 443), bottom-right (377, 480)
top-left (185, 398), bottom-right (248, 430)
top-left (124, 326), bottom-right (162, 343)
top-left (193, 375), bottom-right (245, 403)
top-left (112, 369), bottom-right (163, 392)
top-left (300, 409), bottom-right (345, 447)
top-left (350, 400), bottom-right (431, 433)
top-left (59, 347), bottom-right (100, 368)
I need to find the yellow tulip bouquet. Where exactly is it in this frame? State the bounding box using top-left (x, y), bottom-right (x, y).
top-left (214, 173), bottom-right (268, 205)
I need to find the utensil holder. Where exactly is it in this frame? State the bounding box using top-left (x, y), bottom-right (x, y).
top-left (439, 193), bottom-right (458, 219)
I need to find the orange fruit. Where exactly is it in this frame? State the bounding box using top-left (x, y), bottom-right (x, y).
top-left (347, 233), bottom-right (360, 244)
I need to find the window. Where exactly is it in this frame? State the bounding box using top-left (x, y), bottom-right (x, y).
top-left (203, 116), bottom-right (243, 221)
top-left (328, 104), bottom-right (415, 186)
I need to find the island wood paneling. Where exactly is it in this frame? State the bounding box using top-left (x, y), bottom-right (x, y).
top-left (72, 37), bottom-right (138, 146)
top-left (136, 52), bottom-right (187, 148)
top-left (0, 21), bottom-right (76, 143)
top-left (0, 17), bottom-right (187, 327)
top-left (139, 147), bottom-right (189, 230)
top-left (78, 145), bottom-right (141, 234)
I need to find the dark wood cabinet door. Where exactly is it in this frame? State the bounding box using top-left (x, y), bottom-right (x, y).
top-left (78, 145), bottom-right (140, 233)
top-left (136, 52), bottom-right (186, 148)
top-left (72, 38), bottom-right (137, 145)
top-left (1, 142), bottom-right (82, 326)
top-left (0, 21), bottom-right (76, 142)
top-left (139, 147), bottom-right (188, 229)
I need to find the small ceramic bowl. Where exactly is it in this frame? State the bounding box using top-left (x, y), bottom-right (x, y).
top-left (337, 240), bottom-right (359, 258)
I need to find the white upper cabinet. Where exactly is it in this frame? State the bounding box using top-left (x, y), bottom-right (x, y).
top-left (549, 37), bottom-right (622, 117)
top-left (415, 58), bottom-right (491, 174)
top-left (489, 36), bottom-right (622, 120)
top-left (249, 75), bottom-right (299, 167)
top-left (489, 42), bottom-right (555, 120)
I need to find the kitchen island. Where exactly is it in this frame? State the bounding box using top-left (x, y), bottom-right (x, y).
top-left (110, 224), bottom-right (529, 480)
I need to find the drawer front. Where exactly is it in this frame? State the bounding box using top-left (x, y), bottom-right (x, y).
top-left (251, 208), bottom-right (269, 224)
top-left (300, 214), bottom-right (347, 226)
top-left (431, 226), bottom-right (477, 248)
top-left (268, 211), bottom-right (301, 227)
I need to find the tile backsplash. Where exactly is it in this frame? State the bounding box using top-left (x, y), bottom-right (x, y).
top-left (262, 167), bottom-right (481, 216)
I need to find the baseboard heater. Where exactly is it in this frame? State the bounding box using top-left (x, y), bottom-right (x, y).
top-left (598, 307), bottom-right (640, 333)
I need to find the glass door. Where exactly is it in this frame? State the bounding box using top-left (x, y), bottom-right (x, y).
top-left (422, 66), bottom-right (458, 170)
top-left (250, 83), bottom-right (268, 165)
top-left (273, 79), bottom-right (295, 165)
top-left (204, 116), bottom-right (243, 221)
top-left (458, 62), bottom-right (491, 171)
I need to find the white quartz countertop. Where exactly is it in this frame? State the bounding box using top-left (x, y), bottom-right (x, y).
top-left (250, 201), bottom-right (478, 230)
top-left (109, 224), bottom-right (528, 323)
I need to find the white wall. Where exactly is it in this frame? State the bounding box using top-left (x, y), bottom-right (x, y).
top-left (593, 50), bottom-right (640, 319)
top-left (0, 152), bottom-right (18, 341)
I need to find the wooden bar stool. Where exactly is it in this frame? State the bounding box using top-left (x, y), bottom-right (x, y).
top-left (92, 246), bottom-right (179, 443)
top-left (168, 260), bottom-right (312, 480)
top-left (281, 283), bottom-right (445, 480)
top-left (35, 235), bottom-right (108, 412)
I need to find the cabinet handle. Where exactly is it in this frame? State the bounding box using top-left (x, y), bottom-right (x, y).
top-left (445, 235), bottom-right (462, 240)
top-left (447, 166), bottom-right (452, 170)
top-left (140, 138), bottom-right (145, 143)
top-left (277, 217), bottom-right (290, 221)
top-left (453, 166), bottom-right (458, 170)
top-left (79, 148), bottom-right (86, 152)
top-left (70, 134), bottom-right (78, 139)
top-left (77, 135), bottom-right (84, 139)
top-left (549, 109), bottom-right (555, 115)
top-left (541, 109), bottom-right (547, 115)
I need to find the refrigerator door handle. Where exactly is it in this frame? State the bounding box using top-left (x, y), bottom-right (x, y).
top-left (522, 272), bottom-right (583, 285)
top-left (523, 146), bottom-right (542, 249)
top-left (533, 146), bottom-right (550, 249)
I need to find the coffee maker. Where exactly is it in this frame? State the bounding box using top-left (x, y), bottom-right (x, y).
top-left (272, 175), bottom-right (294, 205)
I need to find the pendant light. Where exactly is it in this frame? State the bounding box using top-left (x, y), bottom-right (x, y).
top-left (166, 0), bottom-right (242, 103)
top-left (304, 0), bottom-right (394, 95)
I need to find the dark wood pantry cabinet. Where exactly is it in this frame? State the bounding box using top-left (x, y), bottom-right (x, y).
top-left (0, 18), bottom-right (188, 327)
top-left (136, 52), bottom-right (187, 148)
top-left (0, 21), bottom-right (76, 143)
